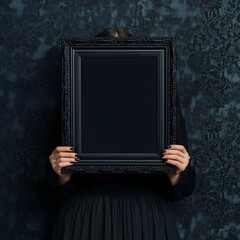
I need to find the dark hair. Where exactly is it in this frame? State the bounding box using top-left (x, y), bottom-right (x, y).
top-left (96, 27), bottom-right (133, 37)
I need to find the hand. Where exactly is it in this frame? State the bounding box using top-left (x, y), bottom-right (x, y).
top-left (162, 144), bottom-right (190, 185)
top-left (49, 146), bottom-right (78, 185)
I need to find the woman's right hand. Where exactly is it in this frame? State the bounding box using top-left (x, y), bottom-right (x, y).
top-left (49, 146), bottom-right (78, 186)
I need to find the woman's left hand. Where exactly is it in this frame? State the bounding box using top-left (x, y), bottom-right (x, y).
top-left (162, 144), bottom-right (190, 186)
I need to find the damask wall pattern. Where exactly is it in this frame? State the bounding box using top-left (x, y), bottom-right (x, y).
top-left (0, 0), bottom-right (239, 239)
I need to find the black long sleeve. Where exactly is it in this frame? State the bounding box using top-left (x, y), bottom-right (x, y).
top-left (159, 98), bottom-right (195, 201)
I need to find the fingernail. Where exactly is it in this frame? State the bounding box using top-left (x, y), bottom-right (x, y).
top-left (162, 150), bottom-right (166, 153)
top-left (75, 154), bottom-right (79, 157)
top-left (70, 147), bottom-right (75, 151)
top-left (167, 145), bottom-right (171, 148)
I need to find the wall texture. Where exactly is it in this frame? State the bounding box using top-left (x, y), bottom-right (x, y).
top-left (0, 0), bottom-right (239, 239)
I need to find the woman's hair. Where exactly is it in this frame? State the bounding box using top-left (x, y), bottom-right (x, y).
top-left (96, 27), bottom-right (133, 37)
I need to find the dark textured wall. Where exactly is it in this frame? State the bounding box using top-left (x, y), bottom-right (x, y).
top-left (1, 0), bottom-right (239, 239)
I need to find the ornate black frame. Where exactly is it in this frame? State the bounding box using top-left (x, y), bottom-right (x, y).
top-left (61, 37), bottom-right (177, 174)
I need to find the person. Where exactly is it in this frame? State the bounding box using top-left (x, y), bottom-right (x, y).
top-left (48, 27), bottom-right (195, 240)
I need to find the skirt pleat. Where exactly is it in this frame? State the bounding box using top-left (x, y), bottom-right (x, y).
top-left (52, 185), bottom-right (179, 240)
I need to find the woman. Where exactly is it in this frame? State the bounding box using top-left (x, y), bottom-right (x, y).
top-left (49, 27), bottom-right (195, 240)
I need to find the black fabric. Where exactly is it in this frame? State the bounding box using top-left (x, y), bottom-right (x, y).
top-left (52, 185), bottom-right (180, 240)
top-left (49, 100), bottom-right (195, 240)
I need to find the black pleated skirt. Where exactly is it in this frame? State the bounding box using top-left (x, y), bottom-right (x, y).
top-left (52, 184), bottom-right (180, 240)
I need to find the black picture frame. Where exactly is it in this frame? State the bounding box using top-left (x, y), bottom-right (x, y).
top-left (61, 37), bottom-right (177, 174)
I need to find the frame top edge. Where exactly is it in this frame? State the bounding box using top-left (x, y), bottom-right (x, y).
top-left (61, 37), bottom-right (176, 47)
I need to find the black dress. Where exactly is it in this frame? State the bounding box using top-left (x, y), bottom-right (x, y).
top-left (50, 102), bottom-right (195, 240)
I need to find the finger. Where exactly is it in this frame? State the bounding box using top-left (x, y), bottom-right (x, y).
top-left (163, 149), bottom-right (185, 158)
top-left (51, 159), bottom-right (75, 169)
top-left (55, 152), bottom-right (78, 159)
top-left (162, 154), bottom-right (186, 164)
top-left (168, 145), bottom-right (188, 154)
top-left (58, 162), bottom-right (75, 168)
top-left (52, 146), bottom-right (75, 155)
top-left (164, 154), bottom-right (190, 166)
top-left (163, 150), bottom-right (190, 164)
top-left (56, 157), bottom-right (78, 163)
top-left (168, 155), bottom-right (190, 168)
top-left (50, 153), bottom-right (78, 163)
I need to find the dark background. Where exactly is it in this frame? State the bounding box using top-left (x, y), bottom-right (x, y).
top-left (0, 0), bottom-right (239, 239)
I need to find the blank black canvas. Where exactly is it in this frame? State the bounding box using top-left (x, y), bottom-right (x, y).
top-left (80, 56), bottom-right (158, 153)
